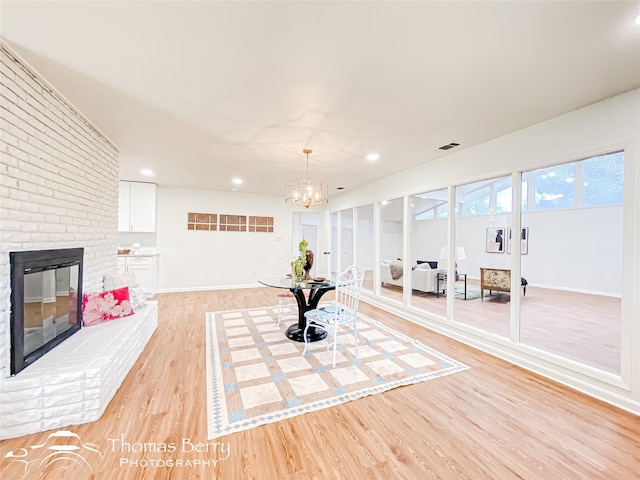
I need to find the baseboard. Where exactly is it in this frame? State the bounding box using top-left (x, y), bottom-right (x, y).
top-left (157, 283), bottom-right (262, 293)
top-left (526, 283), bottom-right (622, 298)
top-left (461, 277), bottom-right (620, 298)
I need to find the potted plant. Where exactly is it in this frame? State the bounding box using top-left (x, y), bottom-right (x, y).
top-left (292, 239), bottom-right (309, 281)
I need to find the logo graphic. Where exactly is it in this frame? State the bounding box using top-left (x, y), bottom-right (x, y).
top-left (4, 430), bottom-right (102, 479)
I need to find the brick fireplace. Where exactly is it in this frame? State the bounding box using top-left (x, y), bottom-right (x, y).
top-left (0, 43), bottom-right (123, 438)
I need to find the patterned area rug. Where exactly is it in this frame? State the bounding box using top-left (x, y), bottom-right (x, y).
top-left (454, 285), bottom-right (491, 300)
top-left (206, 306), bottom-right (469, 439)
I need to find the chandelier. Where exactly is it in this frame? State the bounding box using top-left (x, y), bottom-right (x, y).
top-left (285, 149), bottom-right (329, 208)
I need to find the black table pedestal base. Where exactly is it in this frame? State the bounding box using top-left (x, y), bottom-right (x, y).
top-left (286, 324), bottom-right (327, 342)
top-left (285, 286), bottom-right (333, 343)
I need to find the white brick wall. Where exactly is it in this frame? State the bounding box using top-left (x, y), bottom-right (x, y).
top-left (0, 44), bottom-right (119, 380)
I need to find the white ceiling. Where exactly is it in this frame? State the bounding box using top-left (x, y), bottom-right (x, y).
top-left (1, 1), bottom-right (639, 198)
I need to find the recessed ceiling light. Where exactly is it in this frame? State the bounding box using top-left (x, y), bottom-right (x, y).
top-left (366, 153), bottom-right (380, 161)
top-left (381, 200), bottom-right (389, 206)
top-left (232, 178), bottom-right (243, 185)
top-left (636, 13), bottom-right (640, 24)
top-left (140, 168), bottom-right (154, 176)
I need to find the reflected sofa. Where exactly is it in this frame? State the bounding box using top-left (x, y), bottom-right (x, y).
top-left (380, 260), bottom-right (446, 294)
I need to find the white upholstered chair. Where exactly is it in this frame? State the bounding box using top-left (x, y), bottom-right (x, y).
top-left (302, 265), bottom-right (365, 367)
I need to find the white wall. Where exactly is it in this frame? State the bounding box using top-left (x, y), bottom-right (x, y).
top-left (411, 205), bottom-right (623, 295)
top-left (412, 218), bottom-right (447, 266)
top-left (380, 221), bottom-right (403, 262)
top-left (520, 206), bottom-right (622, 295)
top-left (0, 44), bottom-right (119, 378)
top-left (155, 186), bottom-right (293, 290)
top-left (356, 218), bottom-right (374, 270)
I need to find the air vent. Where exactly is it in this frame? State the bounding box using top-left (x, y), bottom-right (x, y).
top-left (438, 142), bottom-right (460, 151)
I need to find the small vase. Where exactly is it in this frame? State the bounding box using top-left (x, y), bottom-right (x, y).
top-left (303, 249), bottom-right (314, 280)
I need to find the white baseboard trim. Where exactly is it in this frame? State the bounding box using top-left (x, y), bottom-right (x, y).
top-left (526, 283), bottom-right (622, 298)
top-left (461, 277), bottom-right (621, 298)
top-left (158, 283), bottom-right (265, 293)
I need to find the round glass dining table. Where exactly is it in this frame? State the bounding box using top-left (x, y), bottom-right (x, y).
top-left (258, 275), bottom-right (336, 342)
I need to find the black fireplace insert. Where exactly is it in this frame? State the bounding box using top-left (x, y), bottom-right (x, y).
top-left (9, 248), bottom-right (84, 375)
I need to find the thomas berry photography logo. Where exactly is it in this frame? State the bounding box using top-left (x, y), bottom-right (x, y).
top-left (3, 430), bottom-right (102, 480)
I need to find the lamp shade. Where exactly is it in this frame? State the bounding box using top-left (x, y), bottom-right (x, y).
top-left (439, 246), bottom-right (466, 261)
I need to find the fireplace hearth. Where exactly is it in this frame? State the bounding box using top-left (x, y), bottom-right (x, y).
top-left (9, 248), bottom-right (84, 375)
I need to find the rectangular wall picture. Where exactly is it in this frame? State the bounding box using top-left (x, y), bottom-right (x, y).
top-left (486, 227), bottom-right (505, 253)
top-left (507, 227), bottom-right (529, 254)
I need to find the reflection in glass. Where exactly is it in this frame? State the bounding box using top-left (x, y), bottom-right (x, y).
top-left (23, 265), bottom-right (78, 356)
top-left (410, 189), bottom-right (448, 316)
top-left (583, 151), bottom-right (624, 206)
top-left (356, 205), bottom-right (374, 292)
top-left (520, 154), bottom-right (623, 373)
top-left (379, 198), bottom-right (404, 303)
top-left (532, 163), bottom-right (576, 210)
top-left (455, 177), bottom-right (511, 338)
top-left (330, 212), bottom-right (338, 274)
top-left (340, 209), bottom-right (354, 270)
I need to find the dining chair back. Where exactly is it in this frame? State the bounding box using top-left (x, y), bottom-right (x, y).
top-left (276, 291), bottom-right (296, 326)
top-left (302, 265), bottom-right (365, 367)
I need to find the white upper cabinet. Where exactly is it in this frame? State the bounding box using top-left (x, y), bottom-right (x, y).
top-left (118, 181), bottom-right (156, 232)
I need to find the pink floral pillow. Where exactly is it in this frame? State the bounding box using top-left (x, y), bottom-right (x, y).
top-left (82, 287), bottom-right (134, 327)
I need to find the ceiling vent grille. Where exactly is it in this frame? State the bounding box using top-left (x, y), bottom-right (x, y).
top-left (438, 142), bottom-right (460, 151)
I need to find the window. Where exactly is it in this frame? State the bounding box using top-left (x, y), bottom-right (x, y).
top-left (583, 151), bottom-right (624, 206)
top-left (462, 186), bottom-right (490, 216)
top-left (496, 187), bottom-right (512, 213)
top-left (248, 216), bottom-right (274, 232)
top-left (528, 151), bottom-right (624, 211)
top-left (436, 203), bottom-right (448, 218)
top-left (533, 163), bottom-right (576, 210)
top-left (415, 209), bottom-right (435, 220)
top-left (219, 215), bottom-right (247, 231)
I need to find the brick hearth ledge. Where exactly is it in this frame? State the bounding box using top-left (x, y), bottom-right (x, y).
top-left (0, 301), bottom-right (158, 440)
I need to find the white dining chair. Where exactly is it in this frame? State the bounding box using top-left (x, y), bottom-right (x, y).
top-left (276, 291), bottom-right (296, 326)
top-left (302, 265), bottom-right (365, 367)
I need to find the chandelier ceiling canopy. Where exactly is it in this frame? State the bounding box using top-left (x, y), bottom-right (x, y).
top-left (285, 149), bottom-right (328, 208)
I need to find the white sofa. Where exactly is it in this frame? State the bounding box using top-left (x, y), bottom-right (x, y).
top-left (380, 261), bottom-right (446, 294)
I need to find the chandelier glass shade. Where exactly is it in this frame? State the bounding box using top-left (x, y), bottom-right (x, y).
top-left (285, 149), bottom-right (329, 208)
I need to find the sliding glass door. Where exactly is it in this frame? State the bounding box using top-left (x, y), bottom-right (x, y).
top-left (519, 152), bottom-right (623, 374)
top-left (410, 189), bottom-right (448, 317)
top-left (454, 176), bottom-right (511, 338)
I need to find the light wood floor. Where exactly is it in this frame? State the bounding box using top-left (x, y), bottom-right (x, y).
top-left (1, 289), bottom-right (637, 480)
top-left (368, 274), bottom-right (621, 373)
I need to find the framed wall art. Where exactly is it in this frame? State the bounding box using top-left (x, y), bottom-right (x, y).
top-left (486, 227), bottom-right (505, 253)
top-left (507, 227), bottom-right (529, 254)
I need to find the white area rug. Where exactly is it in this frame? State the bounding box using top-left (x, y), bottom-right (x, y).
top-left (206, 306), bottom-right (468, 439)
